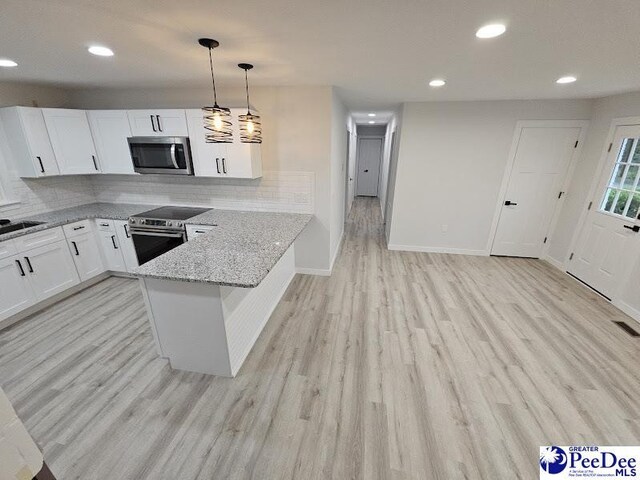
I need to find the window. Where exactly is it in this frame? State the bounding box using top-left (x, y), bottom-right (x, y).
top-left (601, 137), bottom-right (640, 219)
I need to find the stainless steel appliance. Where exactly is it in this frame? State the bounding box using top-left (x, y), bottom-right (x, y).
top-left (129, 206), bottom-right (211, 265)
top-left (128, 137), bottom-right (194, 175)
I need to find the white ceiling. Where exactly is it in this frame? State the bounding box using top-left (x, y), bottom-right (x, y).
top-left (1, 0), bottom-right (640, 107)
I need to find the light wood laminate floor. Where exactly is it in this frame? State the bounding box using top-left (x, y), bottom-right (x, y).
top-left (1, 197), bottom-right (639, 479)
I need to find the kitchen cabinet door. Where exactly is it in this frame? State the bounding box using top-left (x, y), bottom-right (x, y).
top-left (42, 108), bottom-right (99, 175)
top-left (0, 107), bottom-right (60, 177)
top-left (114, 220), bottom-right (139, 272)
top-left (68, 233), bottom-right (105, 282)
top-left (127, 110), bottom-right (188, 137)
top-left (0, 255), bottom-right (36, 321)
top-left (87, 110), bottom-right (136, 174)
top-left (21, 241), bottom-right (80, 301)
top-left (225, 108), bottom-right (262, 179)
top-left (98, 231), bottom-right (126, 272)
top-left (186, 109), bottom-right (227, 177)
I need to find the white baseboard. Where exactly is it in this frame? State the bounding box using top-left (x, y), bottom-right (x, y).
top-left (296, 267), bottom-right (331, 276)
top-left (542, 255), bottom-right (565, 271)
top-left (614, 300), bottom-right (640, 325)
top-left (387, 244), bottom-right (488, 256)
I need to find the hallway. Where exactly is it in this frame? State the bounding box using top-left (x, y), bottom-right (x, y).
top-left (1, 197), bottom-right (640, 479)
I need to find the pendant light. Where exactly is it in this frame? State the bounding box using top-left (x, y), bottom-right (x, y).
top-left (198, 38), bottom-right (233, 143)
top-left (238, 63), bottom-right (262, 144)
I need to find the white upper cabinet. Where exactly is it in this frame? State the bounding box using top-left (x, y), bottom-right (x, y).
top-left (42, 108), bottom-right (100, 175)
top-left (127, 109), bottom-right (188, 137)
top-left (87, 110), bottom-right (136, 174)
top-left (0, 107), bottom-right (60, 177)
top-left (186, 108), bottom-right (262, 179)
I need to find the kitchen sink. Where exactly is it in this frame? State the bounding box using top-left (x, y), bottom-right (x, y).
top-left (0, 221), bottom-right (44, 235)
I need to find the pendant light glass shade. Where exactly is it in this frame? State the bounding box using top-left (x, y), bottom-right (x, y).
top-left (238, 63), bottom-right (262, 144)
top-left (199, 38), bottom-right (233, 143)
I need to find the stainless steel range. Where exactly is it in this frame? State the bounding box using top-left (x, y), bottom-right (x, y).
top-left (129, 206), bottom-right (211, 265)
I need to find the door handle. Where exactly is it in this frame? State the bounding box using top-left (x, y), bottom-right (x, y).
top-left (364, 169), bottom-right (369, 172)
top-left (111, 235), bottom-right (119, 249)
top-left (216, 158), bottom-right (221, 174)
top-left (15, 260), bottom-right (25, 277)
top-left (623, 225), bottom-right (640, 233)
top-left (504, 200), bottom-right (518, 206)
top-left (24, 256), bottom-right (33, 273)
top-left (37, 156), bottom-right (45, 173)
top-left (71, 241), bottom-right (80, 255)
top-left (222, 158), bottom-right (227, 174)
top-left (156, 115), bottom-right (162, 132)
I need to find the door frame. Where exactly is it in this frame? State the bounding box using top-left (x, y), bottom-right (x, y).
top-left (487, 120), bottom-right (589, 257)
top-left (355, 135), bottom-right (384, 197)
top-left (566, 116), bottom-right (640, 318)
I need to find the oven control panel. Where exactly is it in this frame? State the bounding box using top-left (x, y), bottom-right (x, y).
top-left (129, 217), bottom-right (184, 228)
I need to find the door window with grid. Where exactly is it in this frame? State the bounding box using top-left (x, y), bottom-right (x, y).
top-left (601, 137), bottom-right (640, 219)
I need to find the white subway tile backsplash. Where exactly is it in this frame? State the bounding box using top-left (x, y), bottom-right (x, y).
top-left (89, 171), bottom-right (315, 213)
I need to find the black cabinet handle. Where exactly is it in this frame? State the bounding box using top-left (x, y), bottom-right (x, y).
top-left (150, 115), bottom-right (157, 132)
top-left (195, 230), bottom-right (206, 234)
top-left (37, 156), bottom-right (45, 173)
top-left (623, 225), bottom-right (640, 233)
top-left (156, 115), bottom-right (162, 132)
top-left (15, 260), bottom-right (25, 277)
top-left (71, 241), bottom-right (79, 255)
top-left (92, 155), bottom-right (98, 170)
top-left (111, 235), bottom-right (118, 249)
top-left (24, 257), bottom-right (33, 273)
top-left (124, 224), bottom-right (130, 238)
top-left (100, 223), bottom-right (109, 227)
top-left (73, 225), bottom-right (85, 231)
top-left (222, 158), bottom-right (227, 174)
top-left (216, 158), bottom-right (221, 174)
top-left (504, 200), bottom-right (518, 206)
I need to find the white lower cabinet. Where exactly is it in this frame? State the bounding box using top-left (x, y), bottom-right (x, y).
top-left (186, 224), bottom-right (215, 240)
top-left (0, 256), bottom-right (37, 321)
top-left (98, 230), bottom-right (127, 272)
top-left (68, 233), bottom-right (105, 281)
top-left (114, 220), bottom-right (139, 272)
top-left (21, 241), bottom-right (80, 301)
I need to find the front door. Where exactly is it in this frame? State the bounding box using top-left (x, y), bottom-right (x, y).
top-left (356, 137), bottom-right (382, 196)
top-left (568, 125), bottom-right (640, 299)
top-left (491, 125), bottom-right (582, 257)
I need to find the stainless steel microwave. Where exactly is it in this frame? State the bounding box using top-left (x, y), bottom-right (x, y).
top-left (128, 137), bottom-right (193, 175)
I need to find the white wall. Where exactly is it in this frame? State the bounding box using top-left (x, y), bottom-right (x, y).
top-left (67, 85), bottom-right (335, 272)
top-left (0, 82), bottom-right (95, 220)
top-left (346, 123), bottom-right (358, 216)
top-left (329, 90), bottom-right (349, 268)
top-left (388, 99), bottom-right (593, 254)
top-left (384, 105), bottom-right (404, 243)
top-left (379, 116), bottom-right (397, 220)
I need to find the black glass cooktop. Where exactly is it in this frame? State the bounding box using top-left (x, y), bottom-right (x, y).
top-left (134, 206), bottom-right (211, 221)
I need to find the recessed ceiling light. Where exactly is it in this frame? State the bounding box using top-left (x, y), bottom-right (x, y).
top-left (0, 59), bottom-right (18, 67)
top-left (476, 24), bottom-right (506, 39)
top-left (368, 113), bottom-right (376, 117)
top-left (556, 76), bottom-right (577, 84)
top-left (368, 121), bottom-right (375, 124)
top-left (429, 79), bottom-right (446, 87)
top-left (88, 45), bottom-right (114, 57)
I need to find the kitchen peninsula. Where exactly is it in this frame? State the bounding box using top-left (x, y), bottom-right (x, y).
top-left (134, 209), bottom-right (311, 376)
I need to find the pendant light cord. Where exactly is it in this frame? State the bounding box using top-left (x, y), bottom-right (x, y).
top-left (208, 47), bottom-right (218, 107)
top-left (244, 69), bottom-right (251, 115)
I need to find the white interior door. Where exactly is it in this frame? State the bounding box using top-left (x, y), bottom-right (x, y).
top-left (356, 137), bottom-right (382, 196)
top-left (491, 125), bottom-right (582, 257)
top-left (568, 125), bottom-right (640, 299)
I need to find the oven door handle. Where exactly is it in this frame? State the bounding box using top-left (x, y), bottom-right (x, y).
top-left (130, 230), bottom-right (185, 238)
top-left (169, 144), bottom-right (179, 169)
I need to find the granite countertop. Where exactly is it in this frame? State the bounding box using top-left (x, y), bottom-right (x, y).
top-left (0, 203), bottom-right (159, 242)
top-left (134, 210), bottom-right (312, 288)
